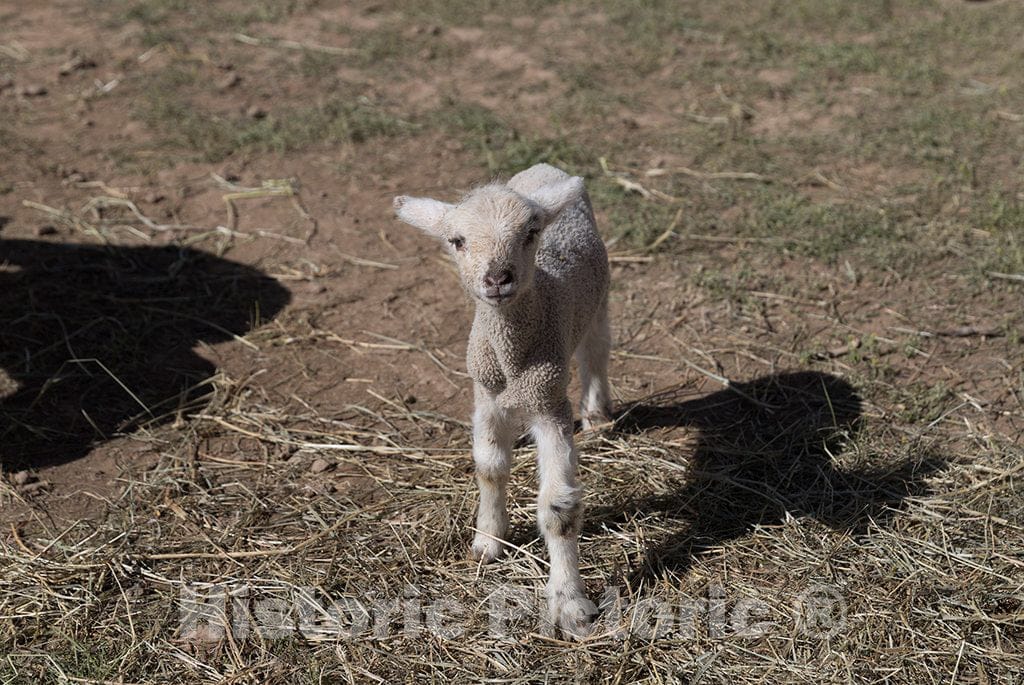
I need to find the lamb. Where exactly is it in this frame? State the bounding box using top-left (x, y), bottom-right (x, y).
top-left (393, 163), bottom-right (612, 637)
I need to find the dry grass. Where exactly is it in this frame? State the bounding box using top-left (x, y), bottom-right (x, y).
top-left (2, 298), bottom-right (1022, 682)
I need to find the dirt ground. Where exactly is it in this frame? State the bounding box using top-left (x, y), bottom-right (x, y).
top-left (1, 0), bottom-right (1022, 683)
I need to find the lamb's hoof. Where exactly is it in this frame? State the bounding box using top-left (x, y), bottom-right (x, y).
top-left (547, 589), bottom-right (599, 639)
top-left (470, 534), bottom-right (506, 563)
top-left (581, 411), bottom-right (613, 432)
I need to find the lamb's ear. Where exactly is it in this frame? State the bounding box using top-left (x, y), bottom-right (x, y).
top-left (527, 176), bottom-right (585, 222)
top-left (393, 196), bottom-right (452, 236)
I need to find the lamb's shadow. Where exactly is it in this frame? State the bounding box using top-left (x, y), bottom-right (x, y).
top-left (0, 239), bottom-right (290, 471)
top-left (593, 371), bottom-right (943, 579)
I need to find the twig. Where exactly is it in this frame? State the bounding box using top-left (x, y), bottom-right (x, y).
top-left (988, 271), bottom-right (1024, 283)
top-left (891, 325), bottom-right (1003, 339)
top-left (337, 253), bottom-right (398, 270)
top-left (215, 175), bottom-right (319, 243)
top-left (361, 330), bottom-right (469, 381)
top-left (81, 196), bottom-right (201, 233)
top-left (680, 234), bottom-right (812, 246)
top-left (606, 208), bottom-right (683, 261)
top-left (682, 112), bottom-right (729, 126)
top-left (233, 32), bottom-right (355, 56)
top-left (607, 254), bottom-right (654, 263)
top-left (995, 110), bottom-right (1024, 123)
top-left (74, 181), bottom-right (137, 199)
top-left (22, 200), bottom-right (103, 240)
top-left (797, 170), bottom-right (845, 190)
top-left (222, 182), bottom-right (297, 231)
top-left (139, 306), bottom-right (259, 350)
top-left (0, 42), bottom-right (29, 61)
top-left (469, 528), bottom-right (549, 568)
top-left (140, 515), bottom-right (353, 561)
top-left (599, 157), bottom-right (680, 203)
top-left (640, 208), bottom-right (683, 254)
top-left (645, 167), bottom-right (774, 184)
top-left (195, 414), bottom-right (464, 458)
top-left (9, 524), bottom-right (33, 555)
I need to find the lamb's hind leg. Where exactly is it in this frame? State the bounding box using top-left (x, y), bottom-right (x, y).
top-left (575, 302), bottom-right (613, 430)
top-left (470, 383), bottom-right (516, 563)
top-left (533, 404), bottom-right (598, 638)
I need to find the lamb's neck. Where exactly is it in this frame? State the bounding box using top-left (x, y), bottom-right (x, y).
top-left (477, 288), bottom-right (542, 360)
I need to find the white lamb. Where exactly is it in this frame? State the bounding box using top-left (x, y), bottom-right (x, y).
top-left (393, 163), bottom-right (612, 637)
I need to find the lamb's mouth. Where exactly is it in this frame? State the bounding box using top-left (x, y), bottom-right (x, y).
top-left (480, 289), bottom-right (516, 305)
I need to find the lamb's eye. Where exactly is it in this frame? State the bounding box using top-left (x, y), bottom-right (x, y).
top-left (524, 215), bottom-right (541, 245)
top-left (448, 236), bottom-right (465, 251)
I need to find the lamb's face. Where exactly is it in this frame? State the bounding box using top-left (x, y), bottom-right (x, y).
top-left (442, 188), bottom-right (541, 307)
top-left (394, 173), bottom-right (584, 309)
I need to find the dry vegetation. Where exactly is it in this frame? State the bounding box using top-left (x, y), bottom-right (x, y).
top-left (1, 0), bottom-right (1022, 682)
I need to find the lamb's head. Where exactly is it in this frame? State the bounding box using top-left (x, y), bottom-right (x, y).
top-left (393, 175), bottom-right (583, 307)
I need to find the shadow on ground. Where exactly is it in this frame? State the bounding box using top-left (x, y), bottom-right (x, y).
top-left (0, 239), bottom-right (290, 471)
top-left (592, 371), bottom-right (944, 579)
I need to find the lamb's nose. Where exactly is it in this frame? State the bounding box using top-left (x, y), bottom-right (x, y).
top-left (484, 269), bottom-right (513, 287)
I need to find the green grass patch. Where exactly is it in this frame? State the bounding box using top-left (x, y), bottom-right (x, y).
top-left (298, 50), bottom-right (342, 79)
top-left (895, 381), bottom-right (956, 424)
top-left (593, 0), bottom-right (701, 74)
top-left (399, 0), bottom-right (556, 27)
top-left (146, 97), bottom-right (410, 161)
top-left (136, 67), bottom-right (411, 162)
top-left (745, 191), bottom-right (901, 263)
top-left (974, 194), bottom-right (1024, 276)
top-left (801, 42), bottom-right (881, 77)
top-left (106, 0), bottom-right (323, 45)
top-left (761, 0), bottom-right (900, 34)
top-left (430, 100), bottom-right (591, 176)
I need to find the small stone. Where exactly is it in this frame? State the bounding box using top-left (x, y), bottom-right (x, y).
top-left (144, 191), bottom-right (165, 204)
top-left (217, 72), bottom-right (241, 90)
top-left (11, 470), bottom-right (33, 486)
top-left (404, 395), bottom-right (417, 405)
top-left (408, 24), bottom-right (442, 37)
top-left (21, 481), bottom-right (48, 494)
top-left (245, 104), bottom-right (267, 119)
top-left (20, 84), bottom-right (47, 97)
top-left (36, 224), bottom-right (57, 236)
top-left (309, 458), bottom-right (332, 474)
top-left (0, 74), bottom-right (13, 92)
top-left (417, 47), bottom-right (436, 61)
top-left (58, 53), bottom-right (96, 76)
top-left (297, 281), bottom-right (327, 296)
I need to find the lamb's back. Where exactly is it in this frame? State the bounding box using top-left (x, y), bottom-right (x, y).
top-left (508, 163), bottom-right (606, 276)
top-left (509, 164), bottom-right (609, 351)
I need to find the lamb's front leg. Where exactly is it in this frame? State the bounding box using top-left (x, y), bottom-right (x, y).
top-left (532, 403), bottom-right (598, 638)
top-left (470, 383), bottom-right (516, 563)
